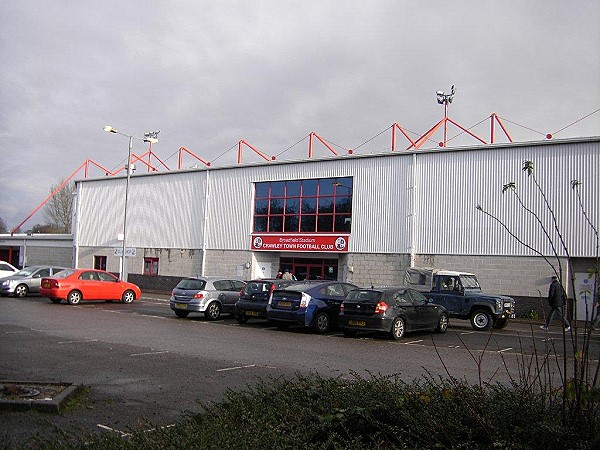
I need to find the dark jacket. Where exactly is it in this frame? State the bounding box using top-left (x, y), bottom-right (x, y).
top-left (548, 279), bottom-right (565, 307)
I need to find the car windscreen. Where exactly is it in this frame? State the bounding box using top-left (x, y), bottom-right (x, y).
top-left (345, 290), bottom-right (383, 303)
top-left (460, 275), bottom-right (480, 289)
top-left (244, 282), bottom-right (270, 294)
top-left (15, 267), bottom-right (37, 277)
top-left (176, 279), bottom-right (207, 290)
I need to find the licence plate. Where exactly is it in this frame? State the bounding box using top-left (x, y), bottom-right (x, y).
top-left (42, 282), bottom-right (50, 288)
top-left (348, 320), bottom-right (366, 327)
top-left (176, 303), bottom-right (187, 309)
top-left (245, 311), bottom-right (260, 316)
top-left (278, 301), bottom-right (292, 307)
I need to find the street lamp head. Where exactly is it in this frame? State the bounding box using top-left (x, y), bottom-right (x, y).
top-left (144, 137), bottom-right (159, 144)
top-left (103, 126), bottom-right (118, 133)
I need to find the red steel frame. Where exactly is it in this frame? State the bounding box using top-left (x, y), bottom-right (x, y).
top-left (392, 109), bottom-right (513, 151)
top-left (10, 159), bottom-right (113, 234)
top-left (308, 132), bottom-right (340, 158)
top-left (178, 146), bottom-right (211, 168)
top-left (237, 140), bottom-right (275, 164)
top-left (13, 109), bottom-right (515, 232)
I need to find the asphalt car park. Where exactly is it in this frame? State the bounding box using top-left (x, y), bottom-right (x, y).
top-left (1, 292), bottom-right (598, 445)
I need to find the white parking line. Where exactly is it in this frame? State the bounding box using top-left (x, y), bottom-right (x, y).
top-left (448, 345), bottom-right (461, 348)
top-left (217, 364), bottom-right (257, 372)
top-left (459, 331), bottom-right (476, 335)
top-left (497, 347), bottom-right (513, 353)
top-left (130, 351), bottom-right (170, 357)
top-left (97, 423), bottom-right (176, 437)
top-left (97, 424), bottom-right (127, 436)
top-left (403, 340), bottom-right (425, 346)
top-left (58, 339), bottom-right (98, 344)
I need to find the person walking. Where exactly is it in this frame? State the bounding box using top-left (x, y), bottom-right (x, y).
top-left (540, 275), bottom-right (570, 332)
top-left (282, 269), bottom-right (293, 280)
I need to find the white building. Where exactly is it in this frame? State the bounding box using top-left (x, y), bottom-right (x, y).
top-left (72, 137), bottom-right (599, 315)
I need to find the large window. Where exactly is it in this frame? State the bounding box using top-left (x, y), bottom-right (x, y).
top-left (253, 177), bottom-right (352, 233)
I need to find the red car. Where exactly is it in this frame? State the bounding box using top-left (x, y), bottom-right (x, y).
top-left (40, 269), bottom-right (142, 305)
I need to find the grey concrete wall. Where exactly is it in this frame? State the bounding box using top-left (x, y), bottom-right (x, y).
top-left (414, 254), bottom-right (568, 298)
top-left (141, 248), bottom-right (203, 278)
top-left (24, 246), bottom-right (73, 268)
top-left (344, 253), bottom-right (412, 287)
top-left (77, 247), bottom-right (204, 278)
top-left (204, 249), bottom-right (253, 279)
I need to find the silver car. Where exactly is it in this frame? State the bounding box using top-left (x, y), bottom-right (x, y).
top-left (169, 276), bottom-right (246, 320)
top-left (1, 265), bottom-right (69, 297)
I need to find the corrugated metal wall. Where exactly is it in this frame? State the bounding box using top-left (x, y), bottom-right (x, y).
top-left (76, 138), bottom-right (599, 257)
top-left (415, 140), bottom-right (599, 256)
top-left (78, 171), bottom-right (206, 249)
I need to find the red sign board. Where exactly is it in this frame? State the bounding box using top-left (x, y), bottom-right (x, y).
top-left (251, 234), bottom-right (349, 252)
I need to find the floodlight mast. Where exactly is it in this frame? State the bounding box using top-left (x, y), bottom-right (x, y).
top-left (436, 85), bottom-right (455, 146)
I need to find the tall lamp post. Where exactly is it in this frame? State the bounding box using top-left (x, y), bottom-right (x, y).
top-left (103, 126), bottom-right (159, 281)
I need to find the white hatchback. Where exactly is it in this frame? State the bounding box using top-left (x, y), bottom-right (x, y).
top-left (0, 260), bottom-right (18, 279)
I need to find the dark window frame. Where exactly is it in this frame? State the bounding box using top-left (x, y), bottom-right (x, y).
top-left (144, 257), bottom-right (159, 276)
top-left (253, 177), bottom-right (353, 234)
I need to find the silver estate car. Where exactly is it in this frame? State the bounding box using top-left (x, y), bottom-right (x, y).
top-left (1, 265), bottom-right (69, 297)
top-left (170, 276), bottom-right (246, 320)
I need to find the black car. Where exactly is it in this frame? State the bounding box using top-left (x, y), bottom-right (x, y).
top-left (339, 287), bottom-right (448, 339)
top-left (235, 279), bottom-right (298, 323)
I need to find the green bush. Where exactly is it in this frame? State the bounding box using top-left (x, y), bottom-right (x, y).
top-left (33, 373), bottom-right (599, 450)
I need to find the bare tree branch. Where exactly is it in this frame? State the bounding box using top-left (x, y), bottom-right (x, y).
top-left (42, 180), bottom-right (74, 233)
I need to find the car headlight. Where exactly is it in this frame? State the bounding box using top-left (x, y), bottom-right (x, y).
top-left (495, 299), bottom-right (502, 312)
top-left (1, 280), bottom-right (11, 287)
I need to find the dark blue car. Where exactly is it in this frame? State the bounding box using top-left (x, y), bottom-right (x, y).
top-left (266, 281), bottom-right (359, 333)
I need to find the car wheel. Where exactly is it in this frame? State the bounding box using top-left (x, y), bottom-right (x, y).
top-left (470, 309), bottom-right (493, 331)
top-left (15, 284), bottom-right (29, 298)
top-left (435, 313), bottom-right (449, 333)
top-left (390, 317), bottom-right (405, 340)
top-left (236, 316), bottom-right (249, 324)
top-left (312, 312), bottom-right (330, 334)
top-left (174, 310), bottom-right (190, 318)
top-left (121, 290), bottom-right (135, 304)
top-left (204, 302), bottom-right (221, 320)
top-left (493, 318), bottom-right (509, 329)
top-left (67, 290), bottom-right (82, 305)
top-left (50, 298), bottom-right (62, 304)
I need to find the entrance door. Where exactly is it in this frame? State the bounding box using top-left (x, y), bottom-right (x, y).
top-left (279, 257), bottom-right (338, 281)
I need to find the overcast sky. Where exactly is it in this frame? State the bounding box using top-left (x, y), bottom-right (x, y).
top-left (1, 1), bottom-right (599, 231)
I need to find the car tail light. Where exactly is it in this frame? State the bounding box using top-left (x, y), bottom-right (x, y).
top-left (266, 284), bottom-right (276, 305)
top-left (194, 291), bottom-right (206, 299)
top-left (374, 302), bottom-right (389, 314)
top-left (43, 279), bottom-right (59, 288)
top-left (340, 303), bottom-right (345, 312)
top-left (299, 293), bottom-right (311, 308)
